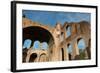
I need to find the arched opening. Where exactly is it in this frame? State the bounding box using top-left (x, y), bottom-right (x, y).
top-left (77, 38), bottom-right (86, 50)
top-left (39, 53), bottom-right (48, 62)
top-left (77, 38), bottom-right (86, 60)
top-left (67, 44), bottom-right (72, 60)
top-left (61, 32), bottom-right (64, 42)
top-left (33, 40), bottom-right (40, 49)
top-left (29, 53), bottom-right (37, 62)
top-left (23, 39), bottom-right (32, 49)
top-left (41, 42), bottom-right (48, 50)
top-left (61, 48), bottom-right (64, 61)
top-left (66, 25), bottom-right (71, 38)
top-left (67, 44), bottom-right (72, 54)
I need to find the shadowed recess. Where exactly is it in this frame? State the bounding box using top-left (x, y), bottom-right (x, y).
top-left (23, 26), bottom-right (54, 44)
top-left (29, 53), bottom-right (37, 62)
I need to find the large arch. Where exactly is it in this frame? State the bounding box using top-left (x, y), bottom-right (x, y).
top-left (76, 37), bottom-right (90, 60)
top-left (23, 26), bottom-right (54, 62)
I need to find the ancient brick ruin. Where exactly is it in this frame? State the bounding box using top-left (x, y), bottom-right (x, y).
top-left (22, 17), bottom-right (91, 63)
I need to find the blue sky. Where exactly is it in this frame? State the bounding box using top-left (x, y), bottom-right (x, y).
top-left (78, 39), bottom-right (86, 50)
top-left (23, 10), bottom-right (90, 52)
top-left (66, 26), bottom-right (71, 37)
top-left (23, 40), bottom-right (48, 50)
top-left (23, 10), bottom-right (90, 27)
top-left (23, 39), bottom-right (32, 49)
